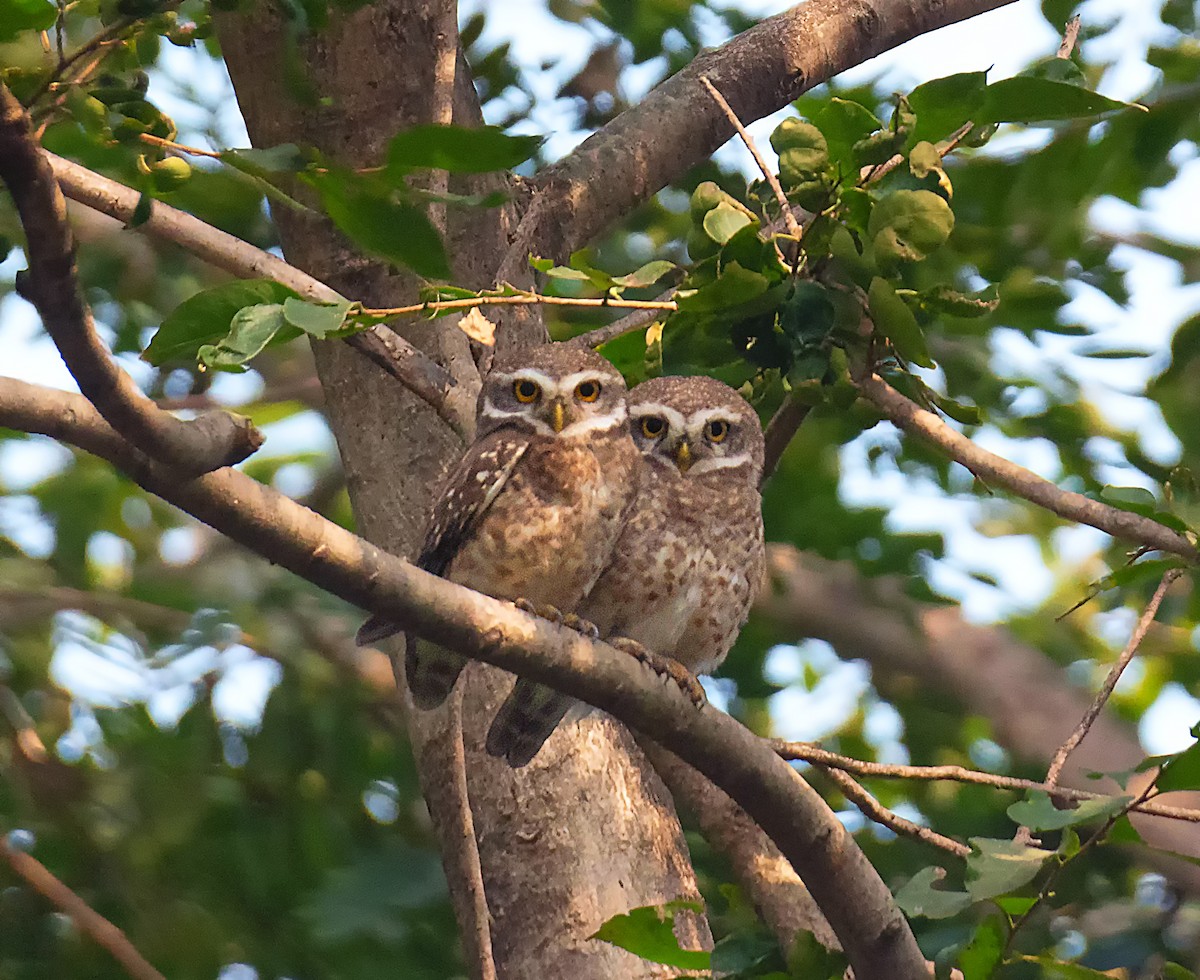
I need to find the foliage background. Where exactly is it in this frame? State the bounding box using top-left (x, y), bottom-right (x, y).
top-left (2, 0), bottom-right (1200, 976)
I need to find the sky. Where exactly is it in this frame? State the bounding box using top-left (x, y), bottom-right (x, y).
top-left (2, 0), bottom-right (1199, 758)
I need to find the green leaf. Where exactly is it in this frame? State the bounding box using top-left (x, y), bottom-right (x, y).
top-left (907, 71), bottom-right (988, 145)
top-left (676, 262), bottom-right (771, 314)
top-left (143, 279), bottom-right (299, 366)
top-left (918, 284), bottom-right (999, 318)
top-left (1156, 742), bottom-right (1200, 794)
top-left (282, 297), bottom-right (353, 338)
top-left (221, 144), bottom-right (309, 176)
top-left (893, 866), bottom-right (972, 919)
top-left (956, 916), bottom-right (1005, 980)
top-left (908, 141), bottom-right (943, 178)
top-left (993, 895), bottom-right (1038, 916)
top-left (965, 838), bottom-right (1052, 901)
top-left (611, 260), bottom-right (677, 289)
top-left (0, 0), bottom-right (56, 41)
top-left (591, 901), bottom-right (710, 971)
top-left (1022, 957), bottom-right (1130, 979)
top-left (1006, 791), bottom-right (1129, 831)
top-left (770, 118), bottom-right (829, 187)
top-left (386, 124), bottom-right (540, 175)
top-left (198, 303), bottom-right (298, 372)
top-left (814, 98), bottom-right (883, 171)
top-left (869, 189), bottom-right (955, 265)
top-left (868, 277), bottom-right (934, 368)
top-left (977, 77), bottom-right (1138, 125)
top-left (703, 202), bottom-right (755, 245)
top-left (311, 171), bottom-right (450, 279)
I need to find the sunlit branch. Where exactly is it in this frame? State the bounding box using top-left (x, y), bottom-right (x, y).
top-left (856, 373), bottom-right (1198, 562)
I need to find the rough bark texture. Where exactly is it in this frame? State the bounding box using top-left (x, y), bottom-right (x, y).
top-left (217, 3), bottom-right (708, 977)
top-left (758, 546), bottom-right (1200, 889)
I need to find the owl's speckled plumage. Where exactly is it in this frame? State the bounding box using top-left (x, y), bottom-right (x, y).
top-left (486, 375), bottom-right (767, 767)
top-left (356, 344), bottom-right (638, 709)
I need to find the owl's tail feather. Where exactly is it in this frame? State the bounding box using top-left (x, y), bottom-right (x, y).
top-left (406, 644), bottom-right (468, 709)
top-left (485, 680), bottom-right (576, 768)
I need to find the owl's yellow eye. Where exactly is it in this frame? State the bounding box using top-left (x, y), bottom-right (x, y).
top-left (705, 419), bottom-right (730, 443)
top-left (640, 416), bottom-right (666, 438)
top-left (513, 379), bottom-right (540, 403)
top-left (575, 380), bottom-right (601, 402)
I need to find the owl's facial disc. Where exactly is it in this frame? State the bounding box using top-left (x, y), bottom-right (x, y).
top-left (483, 368), bottom-right (625, 438)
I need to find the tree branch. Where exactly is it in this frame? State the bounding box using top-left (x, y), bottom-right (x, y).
top-left (0, 376), bottom-right (928, 980)
top-left (773, 740), bottom-right (1200, 825)
top-left (816, 765), bottom-right (971, 858)
top-left (641, 740), bottom-right (842, 959)
top-left (0, 83), bottom-right (265, 475)
top-left (1037, 569), bottom-right (1184, 810)
top-left (42, 151), bottom-right (466, 437)
top-left (0, 83), bottom-right (261, 474)
top-left (523, 0), bottom-right (1018, 259)
top-left (856, 373), bottom-right (1198, 561)
top-left (1, 833), bottom-right (165, 980)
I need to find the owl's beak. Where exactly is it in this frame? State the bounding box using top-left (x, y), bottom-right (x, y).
top-left (674, 439), bottom-right (693, 472)
top-left (549, 399), bottom-right (568, 433)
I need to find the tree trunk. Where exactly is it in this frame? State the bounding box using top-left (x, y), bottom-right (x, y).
top-left (217, 2), bottom-right (710, 975)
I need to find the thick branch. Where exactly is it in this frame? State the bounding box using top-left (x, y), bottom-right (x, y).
top-left (1, 834), bottom-right (164, 980)
top-left (0, 377), bottom-right (927, 980)
top-left (857, 374), bottom-right (1198, 561)
top-left (43, 151), bottom-right (466, 435)
top-left (642, 741), bottom-right (842, 958)
top-left (526, 0), bottom-right (1017, 258)
top-left (0, 84), bottom-right (260, 474)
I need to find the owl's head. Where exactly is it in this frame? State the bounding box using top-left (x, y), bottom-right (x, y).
top-left (478, 344), bottom-right (628, 439)
top-left (628, 376), bottom-right (764, 483)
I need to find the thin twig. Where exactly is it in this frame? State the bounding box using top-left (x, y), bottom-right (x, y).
top-left (138, 133), bottom-right (221, 159)
top-left (1057, 14), bottom-right (1082, 59)
top-left (857, 373), bottom-right (1199, 561)
top-left (1, 835), bottom-right (165, 980)
top-left (568, 289), bottom-right (676, 349)
top-left (772, 741), bottom-right (1200, 825)
top-left (0, 82), bottom-right (262, 474)
top-left (26, 16), bottom-right (135, 105)
top-left (361, 292), bottom-right (679, 319)
top-left (699, 75), bottom-right (802, 241)
top-left (817, 765), bottom-right (971, 858)
top-left (1044, 569), bottom-right (1184, 791)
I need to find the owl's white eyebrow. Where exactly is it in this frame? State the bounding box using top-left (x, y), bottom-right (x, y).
top-left (629, 403), bottom-right (687, 432)
top-left (686, 406), bottom-right (748, 435)
top-left (491, 369), bottom-right (616, 394)
top-left (688, 453), bottom-right (754, 474)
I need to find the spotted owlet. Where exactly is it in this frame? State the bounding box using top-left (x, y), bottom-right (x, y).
top-left (486, 374), bottom-right (767, 767)
top-left (356, 344), bottom-right (639, 708)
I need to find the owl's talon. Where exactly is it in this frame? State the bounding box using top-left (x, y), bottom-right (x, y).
top-left (514, 598), bottom-right (564, 625)
top-left (561, 613), bottom-right (600, 639)
top-left (608, 637), bottom-right (707, 708)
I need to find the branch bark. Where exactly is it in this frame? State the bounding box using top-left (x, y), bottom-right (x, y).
top-left (0, 83), bottom-right (261, 474)
top-left (0, 375), bottom-right (929, 979)
top-left (857, 373), bottom-right (1198, 561)
top-left (524, 0), bottom-right (1017, 259)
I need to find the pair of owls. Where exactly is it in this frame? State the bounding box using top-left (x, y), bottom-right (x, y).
top-left (358, 343), bottom-right (766, 767)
